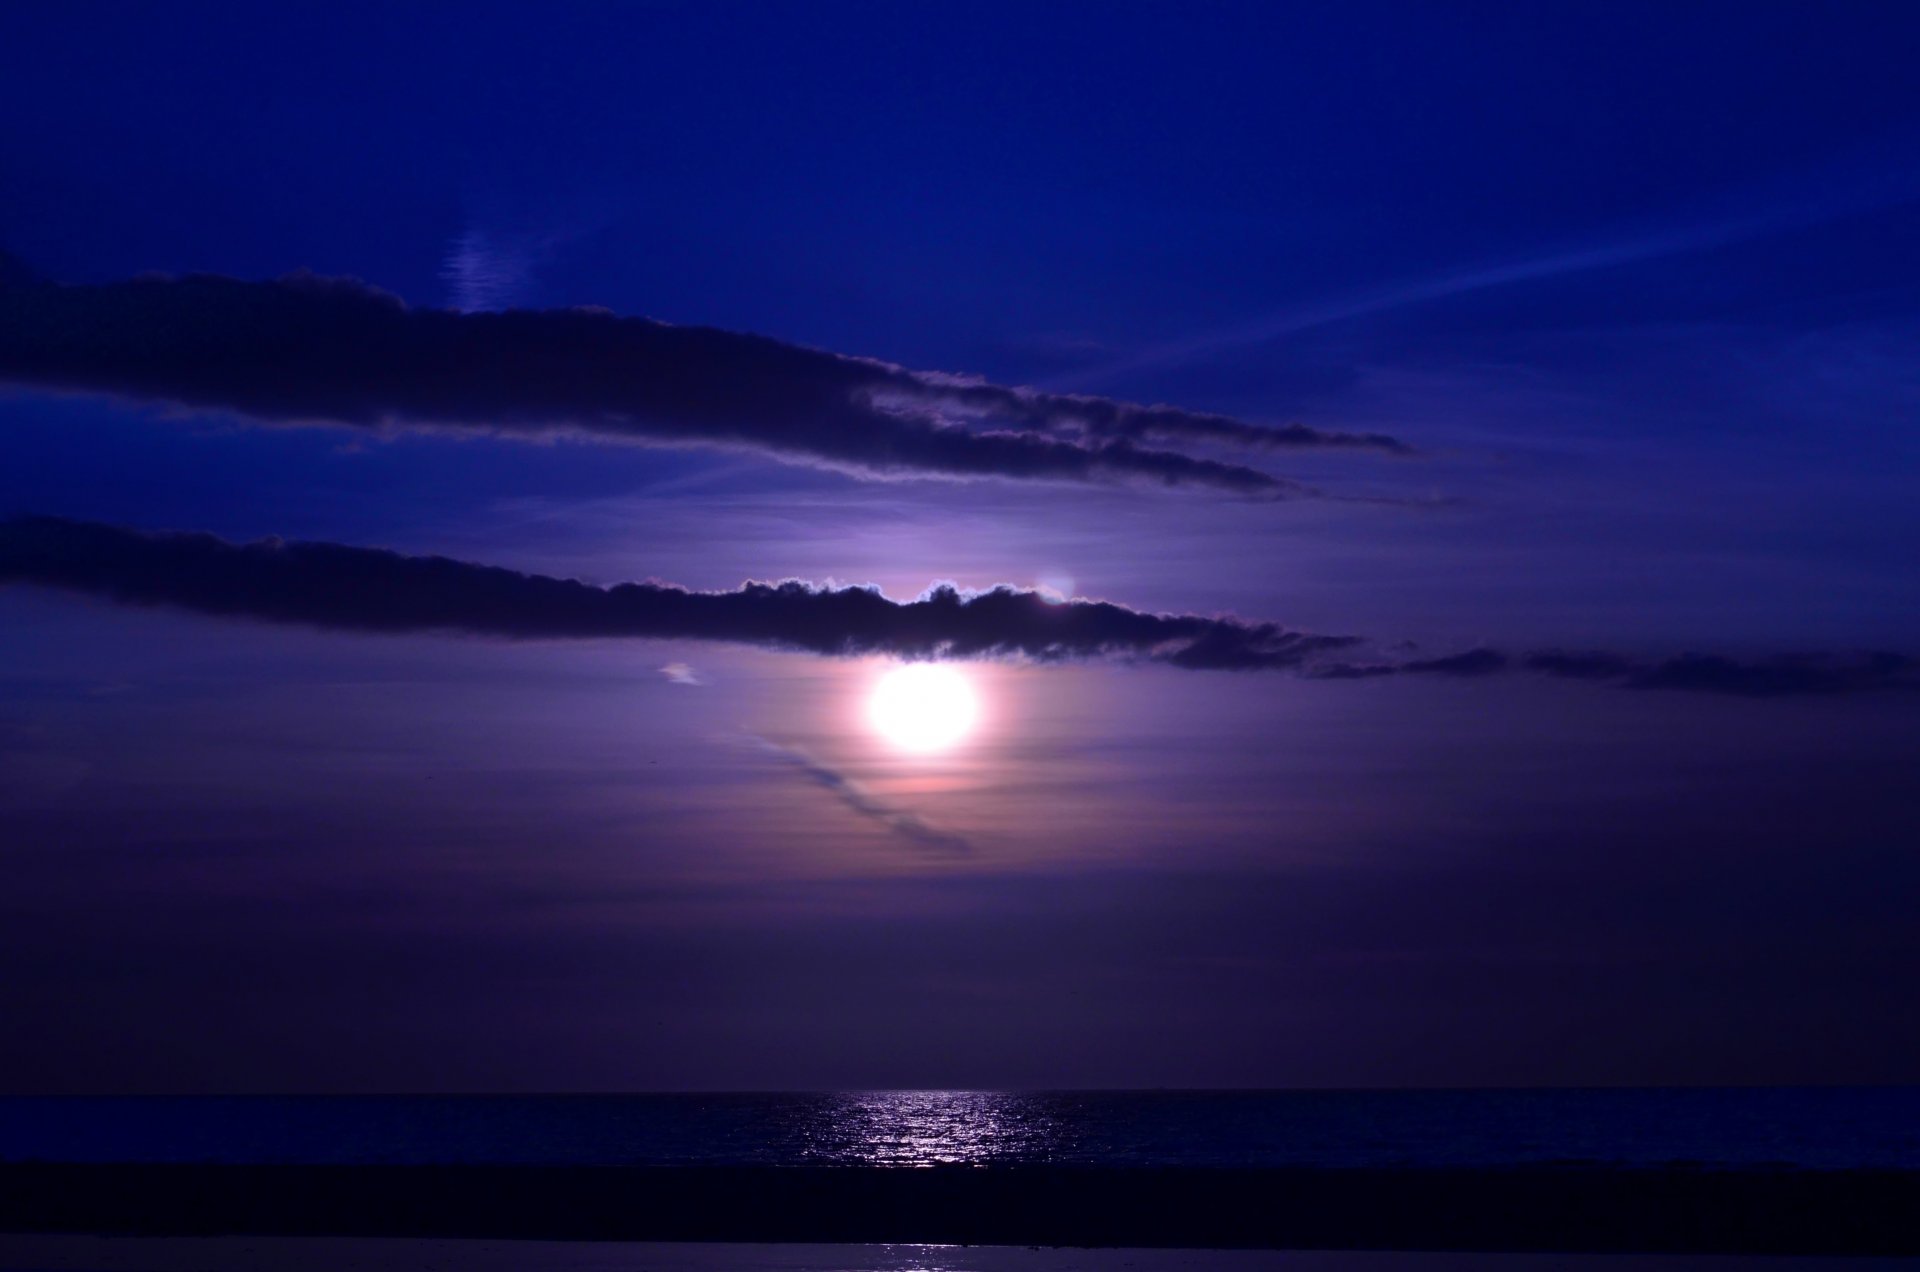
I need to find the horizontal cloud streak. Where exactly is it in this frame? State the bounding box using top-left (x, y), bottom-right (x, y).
top-left (1, 517), bottom-right (1911, 698)
top-left (0, 516), bottom-right (1353, 670)
top-left (1315, 647), bottom-right (1918, 698)
top-left (913, 371), bottom-right (1414, 455)
top-left (0, 267), bottom-right (1407, 495)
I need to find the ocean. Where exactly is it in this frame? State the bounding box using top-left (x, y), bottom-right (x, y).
top-left (3, 1087), bottom-right (1916, 1169)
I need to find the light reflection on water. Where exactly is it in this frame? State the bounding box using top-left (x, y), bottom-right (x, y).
top-left (5, 1088), bottom-right (1919, 1168)
top-left (798, 1091), bottom-right (1073, 1166)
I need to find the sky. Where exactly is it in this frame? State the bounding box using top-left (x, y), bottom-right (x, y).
top-left (0, 0), bottom-right (1917, 1092)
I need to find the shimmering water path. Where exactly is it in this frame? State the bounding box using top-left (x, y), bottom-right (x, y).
top-left (3, 1088), bottom-right (1917, 1170)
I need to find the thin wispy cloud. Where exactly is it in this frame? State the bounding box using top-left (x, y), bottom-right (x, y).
top-left (1312, 647), bottom-right (1919, 698)
top-left (750, 736), bottom-right (969, 856)
top-left (1056, 140), bottom-right (1920, 390)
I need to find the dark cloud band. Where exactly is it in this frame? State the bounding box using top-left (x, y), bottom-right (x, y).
top-left (0, 266), bottom-right (1407, 495)
top-left (2, 516), bottom-right (1910, 697)
top-left (0, 516), bottom-right (1352, 669)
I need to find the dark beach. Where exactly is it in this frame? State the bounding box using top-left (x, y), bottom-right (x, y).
top-left (3, 1162), bottom-right (1918, 1255)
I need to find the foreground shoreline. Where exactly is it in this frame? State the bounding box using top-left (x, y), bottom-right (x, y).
top-left (2, 1164), bottom-right (1916, 1255)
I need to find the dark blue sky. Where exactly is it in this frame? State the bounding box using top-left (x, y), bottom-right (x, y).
top-left (1, 2), bottom-right (1917, 1090)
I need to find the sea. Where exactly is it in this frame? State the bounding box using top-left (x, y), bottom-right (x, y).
top-left (2, 1087), bottom-right (1916, 1170)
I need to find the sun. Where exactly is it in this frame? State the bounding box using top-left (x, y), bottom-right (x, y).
top-left (869, 663), bottom-right (979, 753)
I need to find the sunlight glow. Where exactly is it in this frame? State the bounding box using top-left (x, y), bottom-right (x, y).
top-left (868, 663), bottom-right (979, 753)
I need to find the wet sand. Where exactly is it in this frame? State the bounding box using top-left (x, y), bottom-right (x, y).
top-left (1, 1164), bottom-right (1916, 1255)
top-left (2, 1235), bottom-right (1918, 1272)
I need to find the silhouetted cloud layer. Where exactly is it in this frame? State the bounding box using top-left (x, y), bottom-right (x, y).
top-left (0, 268), bottom-right (1408, 494)
top-left (0, 517), bottom-right (1353, 669)
top-left (2, 517), bottom-right (1911, 697)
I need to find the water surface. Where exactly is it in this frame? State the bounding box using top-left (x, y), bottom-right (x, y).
top-left (3, 1088), bottom-right (1915, 1169)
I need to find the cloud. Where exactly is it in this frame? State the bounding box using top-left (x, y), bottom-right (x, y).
top-left (1528, 649), bottom-right (1920, 698)
top-left (0, 266), bottom-right (1408, 496)
top-left (1053, 138), bottom-right (1920, 391)
top-left (1314, 647), bottom-right (1916, 697)
top-left (3, 516), bottom-right (1911, 698)
top-left (0, 516), bottom-right (1354, 670)
top-left (1313, 648), bottom-right (1511, 680)
top-left (659, 662), bottom-right (705, 686)
top-left (0, 250), bottom-right (42, 290)
top-left (750, 737), bottom-right (969, 856)
top-left (912, 371), bottom-right (1416, 455)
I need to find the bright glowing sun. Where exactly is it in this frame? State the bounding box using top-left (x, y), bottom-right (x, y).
top-left (869, 663), bottom-right (978, 753)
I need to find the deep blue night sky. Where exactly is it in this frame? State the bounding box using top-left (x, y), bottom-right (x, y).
top-left (0, 1), bottom-right (1917, 1091)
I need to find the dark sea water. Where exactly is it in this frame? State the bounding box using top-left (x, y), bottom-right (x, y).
top-left (2, 1088), bottom-right (1916, 1170)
